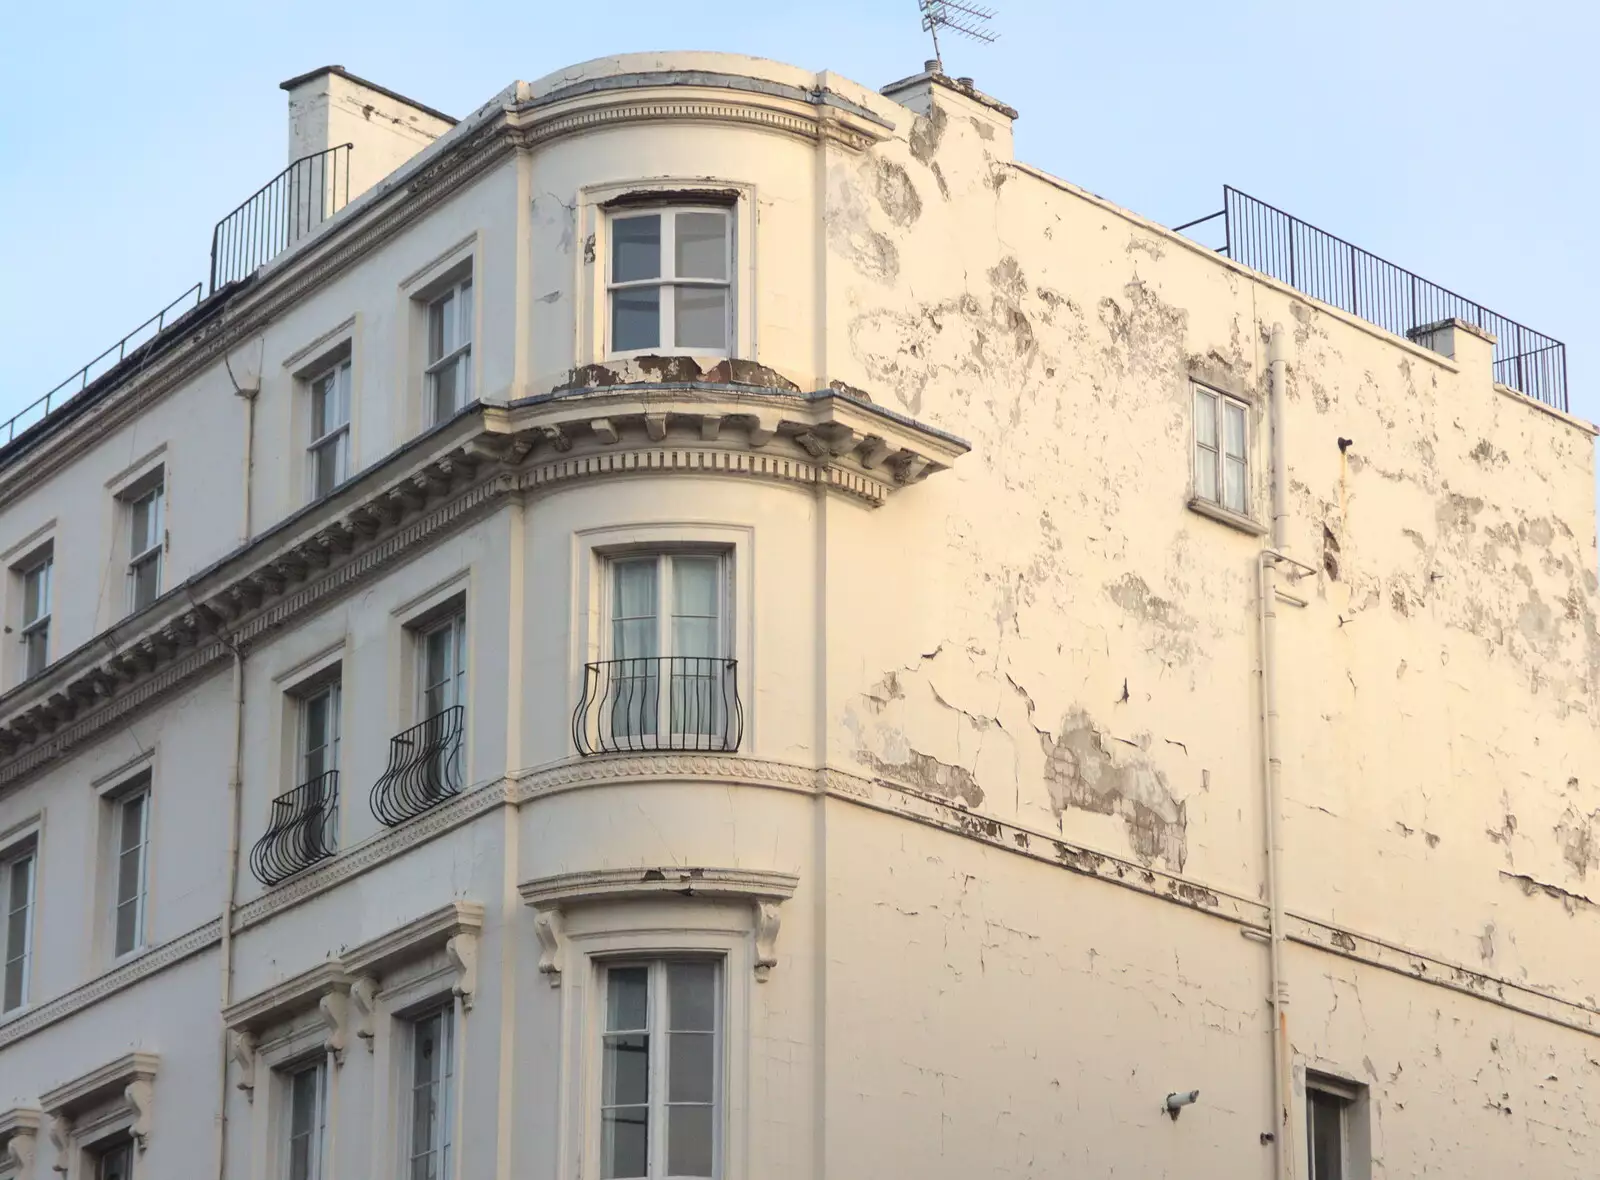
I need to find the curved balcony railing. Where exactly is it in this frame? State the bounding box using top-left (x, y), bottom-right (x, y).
top-left (249, 770), bottom-right (339, 886)
top-left (370, 706), bottom-right (465, 827)
top-left (573, 656), bottom-right (742, 756)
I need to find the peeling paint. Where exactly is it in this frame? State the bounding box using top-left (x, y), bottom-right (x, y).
top-left (1040, 708), bottom-right (1187, 869)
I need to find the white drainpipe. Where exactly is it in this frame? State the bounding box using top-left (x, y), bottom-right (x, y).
top-left (1259, 322), bottom-right (1313, 1179)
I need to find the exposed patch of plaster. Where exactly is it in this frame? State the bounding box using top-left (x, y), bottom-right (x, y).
top-left (1500, 871), bottom-right (1599, 916)
top-left (872, 159), bottom-right (922, 228)
top-left (1040, 708), bottom-right (1187, 870)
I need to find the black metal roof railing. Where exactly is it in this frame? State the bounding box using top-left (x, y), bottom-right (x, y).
top-left (210, 143), bottom-right (353, 292)
top-left (3, 284), bottom-right (204, 448)
top-left (370, 706), bottom-right (465, 827)
top-left (1175, 186), bottom-right (1568, 412)
top-left (249, 770), bottom-right (339, 886)
top-left (573, 656), bottom-right (743, 756)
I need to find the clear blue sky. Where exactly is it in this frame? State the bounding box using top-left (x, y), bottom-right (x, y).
top-left (2, 0), bottom-right (1595, 432)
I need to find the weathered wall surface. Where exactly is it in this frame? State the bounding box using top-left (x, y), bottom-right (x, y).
top-left (817, 69), bottom-right (1600, 1169)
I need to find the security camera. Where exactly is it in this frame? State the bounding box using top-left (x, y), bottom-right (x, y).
top-left (1164, 1090), bottom-right (1200, 1120)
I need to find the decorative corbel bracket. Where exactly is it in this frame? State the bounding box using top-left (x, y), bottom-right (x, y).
top-left (533, 907), bottom-right (565, 988)
top-left (349, 976), bottom-right (379, 1050)
top-left (230, 1031), bottom-right (258, 1098)
top-left (317, 991), bottom-right (349, 1061)
top-left (124, 1080), bottom-right (153, 1151)
top-left (446, 932), bottom-right (479, 1011)
top-left (4, 1127), bottom-right (36, 1176)
top-left (47, 1115), bottom-right (71, 1175)
top-left (752, 899), bottom-right (783, 982)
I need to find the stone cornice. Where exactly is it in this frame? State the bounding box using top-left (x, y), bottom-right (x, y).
top-left (38, 1052), bottom-right (158, 1120)
top-left (342, 900), bottom-right (484, 979)
top-left (222, 961), bottom-right (350, 1034)
top-left (518, 866), bottom-right (799, 909)
top-left (0, 379), bottom-right (963, 787)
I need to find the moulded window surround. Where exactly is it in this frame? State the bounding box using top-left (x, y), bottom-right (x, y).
top-left (38, 1052), bottom-right (159, 1180)
top-left (17, 548), bottom-right (52, 683)
top-left (1192, 384), bottom-right (1251, 519)
top-left (533, 895), bottom-right (765, 1180)
top-left (1, 837), bottom-right (36, 1013)
top-left (425, 279), bottom-right (474, 425)
top-left (606, 207), bottom-right (733, 358)
top-left (307, 359), bottom-right (353, 500)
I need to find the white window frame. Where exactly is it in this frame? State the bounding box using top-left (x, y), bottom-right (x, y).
top-left (602, 552), bottom-right (732, 747)
top-left (19, 550), bottom-right (51, 681)
top-left (279, 1056), bottom-right (328, 1180)
top-left (605, 206), bottom-right (734, 359)
top-left (306, 358), bottom-right (352, 500)
top-left (91, 1136), bottom-right (135, 1180)
top-left (403, 1003), bottom-right (456, 1180)
top-left (1305, 1074), bottom-right (1367, 1180)
top-left (1192, 384), bottom-right (1251, 519)
top-left (109, 783), bottom-right (151, 961)
top-left (598, 958), bottom-right (721, 1180)
top-left (297, 681), bottom-right (342, 786)
top-left (425, 278), bottom-right (474, 424)
top-left (1, 838), bottom-right (36, 1013)
top-left (125, 481), bottom-right (164, 614)
top-left (416, 610), bottom-right (467, 723)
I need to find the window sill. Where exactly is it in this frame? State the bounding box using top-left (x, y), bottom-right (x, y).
top-left (1187, 496), bottom-right (1267, 536)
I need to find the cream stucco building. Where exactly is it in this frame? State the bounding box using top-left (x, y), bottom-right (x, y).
top-left (0, 52), bottom-right (1595, 1180)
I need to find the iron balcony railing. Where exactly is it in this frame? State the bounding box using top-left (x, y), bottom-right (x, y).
top-left (370, 705), bottom-right (465, 827)
top-left (1174, 186), bottom-right (1568, 412)
top-left (573, 656), bottom-right (743, 756)
top-left (210, 144), bottom-right (354, 292)
top-left (3, 284), bottom-right (203, 448)
top-left (248, 770), bottom-right (339, 886)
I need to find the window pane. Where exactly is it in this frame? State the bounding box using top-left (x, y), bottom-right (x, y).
top-left (120, 794), bottom-right (145, 856)
top-left (115, 895), bottom-right (139, 956)
top-left (312, 437), bottom-right (343, 498)
top-left (612, 215), bottom-right (661, 282)
top-left (432, 361), bottom-right (459, 424)
top-left (24, 628), bottom-right (47, 678)
top-left (669, 1031), bottom-right (714, 1103)
top-left (23, 561), bottom-right (48, 624)
top-left (668, 961), bottom-right (717, 1030)
top-left (98, 1143), bottom-right (133, 1180)
top-left (1308, 1092), bottom-right (1344, 1180)
top-left (429, 293), bottom-right (452, 362)
top-left (674, 212), bottom-right (727, 280)
top-left (601, 1107), bottom-right (648, 1180)
top-left (607, 965), bottom-right (649, 1030)
top-left (674, 286), bottom-right (727, 351)
top-left (1223, 400), bottom-right (1247, 459)
top-left (457, 281), bottom-right (473, 345)
top-left (1224, 456), bottom-right (1248, 515)
top-left (603, 1032), bottom-right (650, 1106)
top-left (133, 554), bottom-right (161, 610)
top-left (667, 1103), bottom-right (714, 1177)
top-left (1193, 390), bottom-right (1217, 448)
top-left (612, 288), bottom-right (661, 352)
top-left (1194, 447), bottom-right (1218, 503)
top-left (131, 494), bottom-right (153, 552)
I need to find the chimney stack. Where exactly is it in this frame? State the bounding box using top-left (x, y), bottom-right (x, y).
top-left (280, 66), bottom-right (456, 206)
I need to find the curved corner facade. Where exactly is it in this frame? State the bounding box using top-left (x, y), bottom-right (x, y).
top-left (0, 51), bottom-right (1595, 1180)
